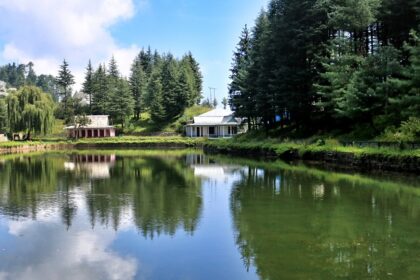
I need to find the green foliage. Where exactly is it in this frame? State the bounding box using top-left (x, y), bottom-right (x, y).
top-left (7, 86), bottom-right (55, 137)
top-left (380, 117), bottom-right (420, 142)
top-left (56, 59), bottom-right (75, 98)
top-left (130, 53), bottom-right (147, 119)
top-left (82, 60), bottom-right (94, 113)
top-left (91, 64), bottom-right (109, 114)
top-left (149, 71), bottom-right (166, 124)
top-left (108, 79), bottom-right (134, 127)
top-left (0, 99), bottom-right (7, 132)
top-left (231, 0), bottom-right (419, 136)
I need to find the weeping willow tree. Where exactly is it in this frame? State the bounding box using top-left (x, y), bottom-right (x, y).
top-left (7, 86), bottom-right (55, 139)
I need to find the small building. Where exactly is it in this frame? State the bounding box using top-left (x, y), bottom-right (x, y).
top-left (0, 80), bottom-right (8, 98)
top-left (65, 115), bottom-right (116, 138)
top-left (185, 109), bottom-right (244, 138)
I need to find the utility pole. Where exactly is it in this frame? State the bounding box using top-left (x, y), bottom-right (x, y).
top-left (208, 87), bottom-right (216, 101)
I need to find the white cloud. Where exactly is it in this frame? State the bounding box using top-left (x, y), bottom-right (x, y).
top-left (2, 189), bottom-right (138, 280)
top-left (0, 0), bottom-right (142, 89)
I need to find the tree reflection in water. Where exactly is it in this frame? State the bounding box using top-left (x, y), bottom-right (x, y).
top-left (230, 164), bottom-right (420, 279)
top-left (0, 152), bottom-right (202, 238)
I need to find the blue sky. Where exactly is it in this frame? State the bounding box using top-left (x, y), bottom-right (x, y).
top-left (0, 0), bottom-right (269, 102)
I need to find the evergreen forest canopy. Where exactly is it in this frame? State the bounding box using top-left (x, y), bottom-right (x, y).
top-left (229, 0), bottom-right (420, 138)
top-left (0, 47), bottom-right (203, 134)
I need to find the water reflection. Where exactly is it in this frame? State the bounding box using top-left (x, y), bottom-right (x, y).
top-left (0, 152), bottom-right (419, 279)
top-left (0, 152), bottom-right (202, 237)
top-left (230, 164), bottom-right (420, 279)
top-left (64, 154), bottom-right (116, 179)
top-left (186, 154), bottom-right (245, 184)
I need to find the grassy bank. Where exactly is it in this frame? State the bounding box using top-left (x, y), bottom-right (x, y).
top-left (0, 136), bottom-right (206, 150)
top-left (204, 135), bottom-right (420, 157)
top-left (204, 135), bottom-right (420, 173)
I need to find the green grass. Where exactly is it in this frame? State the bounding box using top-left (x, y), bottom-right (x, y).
top-left (124, 105), bottom-right (212, 135)
top-left (0, 136), bottom-right (206, 150)
top-left (205, 134), bottom-right (420, 158)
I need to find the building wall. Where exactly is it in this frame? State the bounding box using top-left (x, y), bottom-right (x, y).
top-left (88, 115), bottom-right (110, 127)
top-left (68, 128), bottom-right (116, 138)
top-left (186, 126), bottom-right (239, 138)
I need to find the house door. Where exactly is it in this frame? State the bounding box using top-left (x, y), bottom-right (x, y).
top-left (196, 127), bottom-right (200, 137)
top-left (209, 127), bottom-right (215, 136)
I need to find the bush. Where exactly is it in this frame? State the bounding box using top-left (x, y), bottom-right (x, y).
top-left (380, 117), bottom-right (420, 142)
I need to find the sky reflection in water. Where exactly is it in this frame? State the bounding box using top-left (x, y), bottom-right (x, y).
top-left (0, 151), bottom-right (419, 280)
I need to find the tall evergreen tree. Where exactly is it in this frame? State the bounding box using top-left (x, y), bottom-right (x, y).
top-left (83, 60), bottom-right (94, 113)
top-left (149, 71), bottom-right (166, 124)
top-left (108, 56), bottom-right (120, 80)
top-left (56, 59), bottom-right (75, 99)
top-left (130, 55), bottom-right (147, 120)
top-left (389, 31), bottom-right (420, 120)
top-left (56, 59), bottom-right (75, 120)
top-left (108, 79), bottom-right (134, 127)
top-left (229, 25), bottom-right (252, 125)
top-left (161, 54), bottom-right (182, 120)
top-left (92, 64), bottom-right (109, 114)
top-left (26, 62), bottom-right (37, 86)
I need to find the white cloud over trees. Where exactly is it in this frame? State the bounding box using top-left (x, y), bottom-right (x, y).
top-left (0, 0), bottom-right (144, 88)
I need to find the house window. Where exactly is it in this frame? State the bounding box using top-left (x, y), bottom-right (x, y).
top-left (209, 127), bottom-right (215, 135)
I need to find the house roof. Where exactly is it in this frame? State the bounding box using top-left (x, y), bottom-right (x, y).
top-left (187, 109), bottom-right (242, 126)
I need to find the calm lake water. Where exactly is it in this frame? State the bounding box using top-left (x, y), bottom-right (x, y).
top-left (0, 150), bottom-right (419, 280)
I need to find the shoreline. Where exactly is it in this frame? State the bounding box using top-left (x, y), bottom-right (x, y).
top-left (203, 140), bottom-right (420, 174)
top-left (0, 138), bottom-right (419, 173)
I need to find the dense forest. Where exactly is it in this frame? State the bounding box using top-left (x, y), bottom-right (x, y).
top-left (0, 62), bottom-right (57, 97)
top-left (0, 47), bottom-right (203, 133)
top-left (229, 0), bottom-right (419, 139)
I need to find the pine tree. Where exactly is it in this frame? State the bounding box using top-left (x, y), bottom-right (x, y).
top-left (130, 54), bottom-right (147, 120)
top-left (184, 52), bottom-right (203, 104)
top-left (56, 59), bottom-right (75, 99)
top-left (229, 25), bottom-right (252, 124)
top-left (108, 79), bottom-right (134, 127)
top-left (248, 11), bottom-right (272, 129)
top-left (108, 56), bottom-right (120, 82)
top-left (83, 60), bottom-right (94, 113)
top-left (56, 59), bottom-right (75, 120)
top-left (389, 31), bottom-right (420, 120)
top-left (92, 64), bottom-right (109, 114)
top-left (161, 54), bottom-right (181, 120)
top-left (26, 62), bottom-right (37, 85)
top-left (149, 71), bottom-right (166, 124)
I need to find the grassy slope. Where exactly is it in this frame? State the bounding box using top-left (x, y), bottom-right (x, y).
top-left (124, 105), bottom-right (212, 135)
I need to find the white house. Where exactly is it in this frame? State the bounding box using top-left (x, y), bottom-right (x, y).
top-left (65, 115), bottom-right (116, 138)
top-left (0, 81), bottom-right (8, 98)
top-left (185, 108), bottom-right (245, 138)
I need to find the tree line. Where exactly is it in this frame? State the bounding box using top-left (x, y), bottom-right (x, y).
top-left (0, 62), bottom-right (58, 98)
top-left (80, 48), bottom-right (203, 127)
top-left (229, 0), bottom-right (419, 138)
top-left (0, 47), bottom-right (203, 135)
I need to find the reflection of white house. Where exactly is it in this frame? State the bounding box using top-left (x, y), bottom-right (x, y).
top-left (185, 109), bottom-right (245, 138)
top-left (65, 115), bottom-right (116, 138)
top-left (64, 154), bottom-right (116, 179)
top-left (186, 154), bottom-right (245, 183)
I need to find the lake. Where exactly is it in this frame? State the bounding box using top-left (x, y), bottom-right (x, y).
top-left (0, 150), bottom-right (419, 280)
